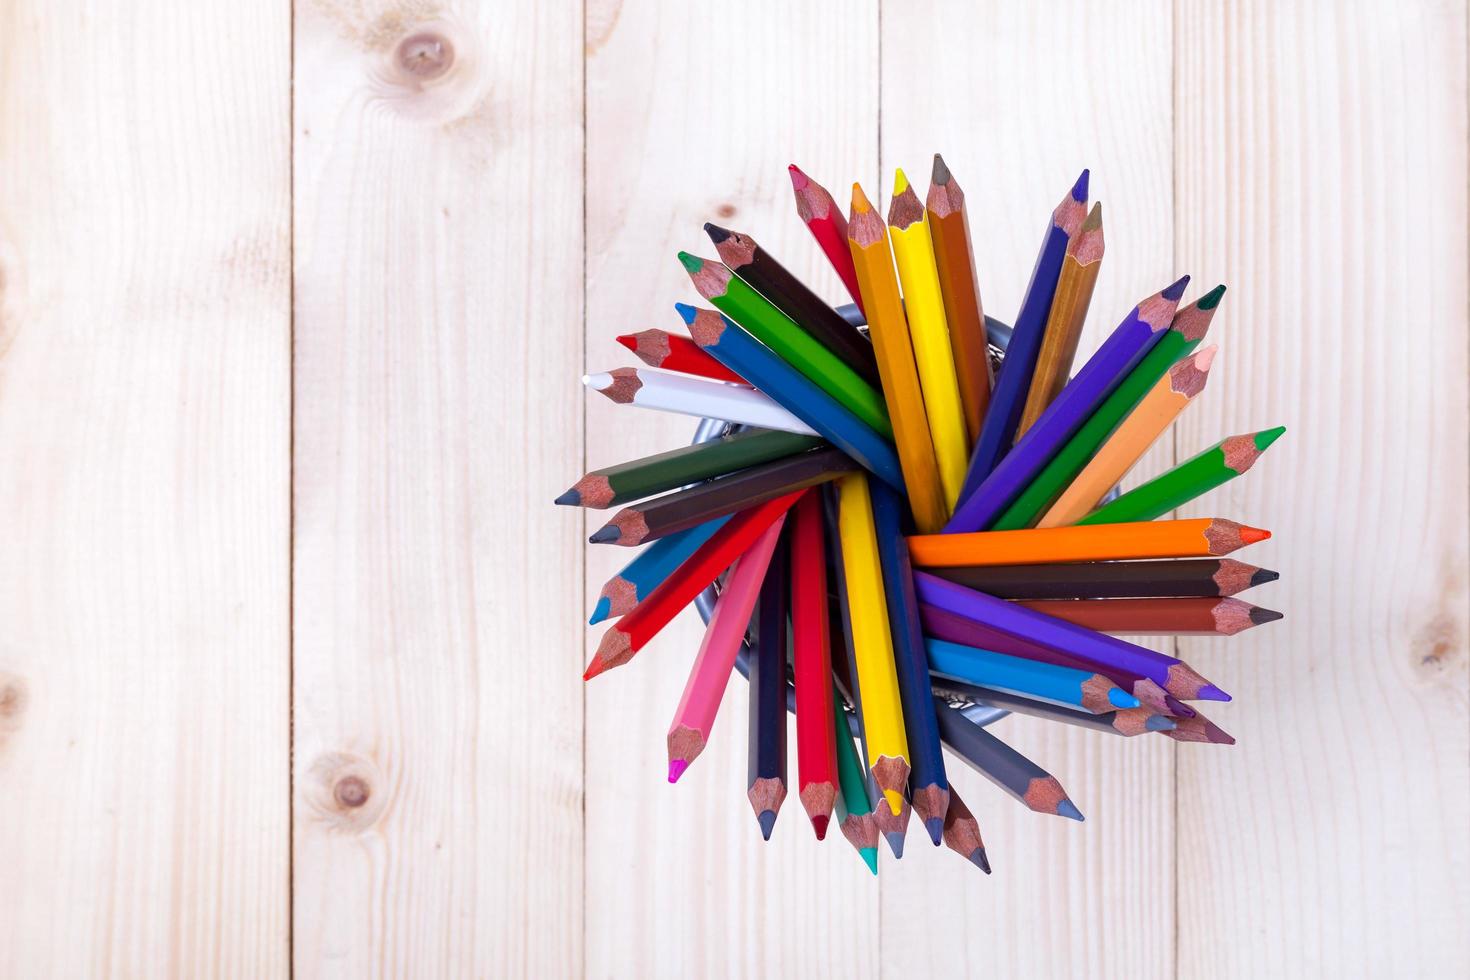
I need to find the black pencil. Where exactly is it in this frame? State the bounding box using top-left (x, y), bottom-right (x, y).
top-left (927, 558), bottom-right (1280, 599)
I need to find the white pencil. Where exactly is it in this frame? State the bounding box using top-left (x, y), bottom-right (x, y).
top-left (583, 367), bottom-right (819, 435)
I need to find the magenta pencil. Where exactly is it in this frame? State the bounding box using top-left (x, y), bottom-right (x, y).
top-left (667, 516), bottom-right (787, 782)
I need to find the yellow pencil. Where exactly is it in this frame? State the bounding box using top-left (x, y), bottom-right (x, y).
top-left (887, 168), bottom-right (969, 512)
top-left (847, 182), bottom-right (947, 534)
top-left (835, 473), bottom-right (910, 816)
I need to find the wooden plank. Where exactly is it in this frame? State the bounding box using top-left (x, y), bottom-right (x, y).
top-left (1173, 2), bottom-right (1470, 975)
top-left (582, 1), bottom-right (882, 974)
top-left (0, 2), bottom-right (291, 976)
top-left (290, 3), bottom-right (584, 976)
top-left (878, 3), bottom-right (1177, 977)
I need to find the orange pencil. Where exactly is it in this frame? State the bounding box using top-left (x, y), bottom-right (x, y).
top-left (925, 153), bottom-right (992, 446)
top-left (907, 517), bottom-right (1270, 568)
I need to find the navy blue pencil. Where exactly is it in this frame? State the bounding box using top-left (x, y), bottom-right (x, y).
top-left (935, 697), bottom-right (1085, 821)
top-left (870, 482), bottom-right (949, 846)
top-left (677, 304), bottom-right (906, 492)
top-left (957, 171), bottom-right (1089, 504)
top-left (748, 524), bottom-right (790, 841)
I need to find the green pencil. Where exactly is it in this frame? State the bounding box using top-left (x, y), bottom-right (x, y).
top-left (1081, 426), bottom-right (1285, 524)
top-left (680, 252), bottom-right (894, 439)
top-left (555, 428), bottom-right (824, 508)
top-left (990, 285), bottom-right (1226, 530)
top-left (832, 694), bottom-right (880, 875)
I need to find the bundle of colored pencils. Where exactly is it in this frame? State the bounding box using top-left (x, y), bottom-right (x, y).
top-left (560, 157), bottom-right (1284, 876)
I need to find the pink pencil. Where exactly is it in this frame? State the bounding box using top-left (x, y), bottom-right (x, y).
top-left (667, 515), bottom-right (788, 782)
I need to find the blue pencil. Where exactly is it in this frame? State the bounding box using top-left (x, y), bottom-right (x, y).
top-left (926, 637), bottom-right (1141, 714)
top-left (677, 304), bottom-right (905, 491)
top-left (946, 275), bottom-right (1186, 532)
top-left (587, 516), bottom-right (729, 624)
top-left (957, 170), bottom-right (1089, 504)
top-left (870, 482), bottom-right (949, 846)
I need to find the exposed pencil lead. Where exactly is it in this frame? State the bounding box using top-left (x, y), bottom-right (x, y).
top-left (1250, 606), bottom-right (1285, 626)
top-left (1197, 683), bottom-right (1232, 703)
top-left (923, 817), bottom-right (944, 846)
top-left (861, 847), bottom-right (879, 875)
top-left (1108, 688), bottom-right (1142, 709)
top-left (787, 163), bottom-right (809, 191)
top-left (588, 525), bottom-right (620, 544)
top-left (1163, 274), bottom-right (1191, 301)
top-left (667, 759), bottom-right (689, 784)
top-left (615, 334), bottom-right (638, 353)
top-left (757, 810), bottom-right (777, 841)
top-left (884, 830), bottom-right (906, 859)
top-left (1056, 799), bottom-right (1085, 822)
top-left (970, 847), bottom-right (992, 874)
top-left (673, 302), bottom-right (698, 324)
top-left (1256, 425), bottom-right (1287, 450)
top-left (588, 596), bottom-right (611, 626)
top-left (554, 488), bottom-right (581, 506)
top-left (1146, 714), bottom-right (1177, 732)
top-left (1071, 168), bottom-right (1090, 201)
top-left (931, 152), bottom-right (952, 186)
top-left (811, 814), bottom-right (830, 840)
top-left (1197, 283), bottom-right (1227, 309)
top-left (1250, 567), bottom-right (1281, 588)
top-left (703, 222), bottom-right (732, 244)
top-left (892, 167), bottom-right (910, 196)
top-left (676, 251), bottom-right (702, 273)
top-left (1239, 526), bottom-right (1272, 545)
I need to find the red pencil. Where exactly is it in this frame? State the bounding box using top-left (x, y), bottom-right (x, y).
top-left (790, 490), bottom-right (839, 839)
top-left (788, 164), bottom-right (864, 315)
top-left (616, 328), bottom-right (745, 384)
top-left (583, 491), bottom-right (803, 680)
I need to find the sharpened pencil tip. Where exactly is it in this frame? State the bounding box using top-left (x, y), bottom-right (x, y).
top-left (1146, 714), bottom-right (1177, 731)
top-left (554, 488), bottom-right (581, 506)
top-left (787, 163), bottom-right (809, 190)
top-left (892, 167), bottom-right (910, 195)
top-left (1056, 799), bottom-right (1085, 822)
top-left (673, 302), bottom-right (698, 324)
top-left (931, 152), bottom-right (952, 186)
top-left (811, 814), bottom-right (830, 840)
top-left (1195, 344), bottom-right (1219, 370)
top-left (1249, 606), bottom-right (1284, 626)
top-left (667, 759), bottom-right (689, 783)
top-left (861, 847), bottom-right (879, 875)
top-left (923, 817), bottom-right (944, 846)
top-left (1250, 568), bottom-right (1281, 588)
top-left (1071, 168), bottom-right (1090, 201)
top-left (970, 847), bottom-right (992, 874)
top-left (1109, 688), bottom-right (1142, 709)
top-left (1255, 425), bottom-right (1287, 450)
top-left (757, 810), bottom-right (777, 841)
top-left (588, 597), bottom-right (611, 625)
top-left (1240, 526), bottom-right (1272, 545)
top-left (583, 372), bottom-right (612, 391)
top-left (615, 334), bottom-right (637, 353)
top-left (1163, 274), bottom-right (1191, 301)
top-left (676, 251), bottom-right (702, 273)
top-left (588, 525), bottom-right (621, 544)
top-left (582, 657), bottom-right (607, 682)
top-left (850, 182), bottom-right (874, 213)
top-left (1197, 283), bottom-right (1227, 309)
top-left (884, 831), bottom-right (906, 859)
top-left (703, 222), bottom-right (732, 244)
top-left (1197, 683), bottom-right (1232, 702)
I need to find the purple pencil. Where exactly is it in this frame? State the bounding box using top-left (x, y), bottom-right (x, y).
top-left (913, 571), bottom-right (1230, 702)
top-left (919, 602), bottom-right (1194, 718)
top-left (946, 277), bottom-right (1188, 533)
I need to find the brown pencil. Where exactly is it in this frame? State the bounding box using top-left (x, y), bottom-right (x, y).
top-left (1016, 597), bottom-right (1284, 635)
top-left (926, 558), bottom-right (1280, 599)
top-left (1161, 709), bottom-right (1236, 745)
top-left (941, 787), bottom-right (990, 872)
top-left (925, 153), bottom-right (992, 446)
top-left (1016, 202), bottom-right (1104, 438)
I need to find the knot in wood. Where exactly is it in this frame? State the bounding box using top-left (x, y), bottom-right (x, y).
top-left (396, 32), bottom-right (453, 80)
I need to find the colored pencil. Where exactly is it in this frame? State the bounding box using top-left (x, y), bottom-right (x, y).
top-left (920, 601), bottom-right (1189, 718)
top-left (789, 163), bottom-right (864, 314)
top-left (616, 328), bottom-right (744, 383)
top-left (678, 304), bottom-right (905, 491)
top-left (791, 490), bottom-right (839, 839)
top-left (835, 473), bottom-right (911, 817)
top-left (1081, 426), bottom-right (1287, 525)
top-left (887, 168), bottom-right (970, 509)
top-left (960, 171), bottom-right (1089, 499)
top-left (935, 699), bottom-right (1083, 820)
top-left (941, 787), bottom-right (990, 872)
top-left (1039, 345), bottom-right (1218, 527)
top-left (915, 571), bottom-right (1229, 701)
top-left (589, 447), bottom-right (853, 547)
top-left (925, 557), bottom-right (1280, 600)
top-left (680, 253), bottom-right (892, 437)
top-left (589, 517), bottom-right (730, 624)
top-left (926, 153), bottom-right (992, 446)
top-left (908, 517), bottom-right (1272, 567)
top-left (585, 366), bottom-right (818, 435)
top-left (847, 181), bottom-right (948, 533)
top-left (705, 223), bottom-right (880, 387)
top-left (948, 275), bottom-right (1187, 533)
top-left (1161, 709), bottom-right (1236, 745)
top-left (833, 697), bottom-right (881, 874)
top-left (1016, 202), bottom-right (1104, 438)
top-left (557, 428), bottom-right (824, 509)
top-left (1016, 597), bottom-right (1283, 635)
top-left (584, 490), bottom-right (802, 680)
top-left (871, 482), bottom-right (949, 844)
top-left (748, 527), bottom-right (790, 839)
top-left (992, 285), bottom-right (1225, 530)
top-left (668, 516), bottom-right (787, 782)
top-left (935, 677), bottom-right (1176, 736)
top-left (926, 636), bottom-right (1141, 713)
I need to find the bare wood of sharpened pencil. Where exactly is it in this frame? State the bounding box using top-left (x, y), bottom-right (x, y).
top-left (926, 153), bottom-right (992, 445)
top-left (1016, 202), bottom-right (1105, 438)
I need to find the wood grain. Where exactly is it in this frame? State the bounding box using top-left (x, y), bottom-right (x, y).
top-left (290, 2), bottom-right (584, 976)
top-left (878, 3), bottom-right (1178, 977)
top-left (583, 1), bottom-right (882, 975)
top-left (1173, 2), bottom-right (1470, 975)
top-left (0, 1), bottom-right (291, 976)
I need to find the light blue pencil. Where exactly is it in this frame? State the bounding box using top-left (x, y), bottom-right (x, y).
top-left (925, 637), bottom-right (1140, 714)
top-left (588, 517), bottom-right (729, 624)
